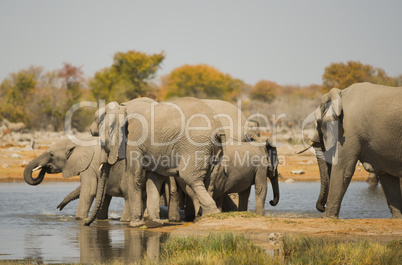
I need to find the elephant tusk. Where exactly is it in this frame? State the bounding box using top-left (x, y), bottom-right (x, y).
top-left (296, 142), bottom-right (314, 154)
top-left (99, 163), bottom-right (103, 172)
top-left (32, 165), bottom-right (42, 172)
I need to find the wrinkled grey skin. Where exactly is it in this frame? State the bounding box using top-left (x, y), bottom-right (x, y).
top-left (201, 99), bottom-right (261, 142)
top-left (209, 141), bottom-right (279, 216)
top-left (168, 99), bottom-right (265, 220)
top-left (87, 97), bottom-right (225, 228)
top-left (23, 138), bottom-right (130, 220)
top-left (59, 173), bottom-right (180, 222)
top-left (303, 83), bottom-right (402, 218)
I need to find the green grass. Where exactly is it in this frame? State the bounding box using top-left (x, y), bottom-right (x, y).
top-left (282, 236), bottom-right (402, 265)
top-left (199, 211), bottom-right (261, 220)
top-left (156, 232), bottom-right (277, 265)
top-left (1, 234), bottom-right (400, 265)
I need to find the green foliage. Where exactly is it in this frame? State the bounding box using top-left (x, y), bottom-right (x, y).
top-left (0, 65), bottom-right (93, 131)
top-left (163, 64), bottom-right (243, 100)
top-left (0, 66), bottom-right (42, 124)
top-left (322, 60), bottom-right (398, 92)
top-left (90, 50), bottom-right (165, 102)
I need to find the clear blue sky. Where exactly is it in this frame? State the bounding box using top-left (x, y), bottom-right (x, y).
top-left (1, 0), bottom-right (401, 86)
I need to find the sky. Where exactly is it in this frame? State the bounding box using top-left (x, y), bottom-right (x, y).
top-left (1, 0), bottom-right (401, 86)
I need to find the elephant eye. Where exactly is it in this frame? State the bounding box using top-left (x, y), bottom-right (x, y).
top-left (49, 151), bottom-right (54, 157)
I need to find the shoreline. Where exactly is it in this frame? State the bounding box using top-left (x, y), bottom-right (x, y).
top-left (0, 143), bottom-right (371, 183)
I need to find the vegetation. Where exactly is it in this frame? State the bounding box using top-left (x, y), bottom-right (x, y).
top-left (90, 50), bottom-right (165, 102)
top-left (1, 50), bottom-right (401, 135)
top-left (154, 232), bottom-right (277, 265)
top-left (283, 236), bottom-right (402, 265)
top-left (1, 233), bottom-right (400, 264)
top-left (160, 64), bottom-right (243, 100)
top-left (322, 60), bottom-right (400, 92)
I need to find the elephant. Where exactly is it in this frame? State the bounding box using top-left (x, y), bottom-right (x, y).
top-left (86, 97), bottom-right (226, 228)
top-left (23, 137), bottom-right (132, 220)
top-left (209, 140), bottom-right (279, 216)
top-left (298, 82), bottom-right (402, 218)
top-left (201, 99), bottom-right (261, 143)
top-left (164, 99), bottom-right (266, 221)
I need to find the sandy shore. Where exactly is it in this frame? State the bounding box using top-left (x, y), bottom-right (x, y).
top-left (0, 143), bottom-right (369, 183)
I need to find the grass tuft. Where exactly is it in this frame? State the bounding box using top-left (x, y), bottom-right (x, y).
top-left (282, 236), bottom-right (402, 265)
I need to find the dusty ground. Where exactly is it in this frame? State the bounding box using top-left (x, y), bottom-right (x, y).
top-left (151, 215), bottom-right (402, 250)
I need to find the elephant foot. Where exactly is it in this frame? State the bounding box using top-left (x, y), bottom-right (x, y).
top-left (322, 213), bottom-right (339, 219)
top-left (76, 216), bottom-right (85, 220)
top-left (168, 216), bottom-right (181, 222)
top-left (120, 217), bottom-right (131, 222)
top-left (145, 218), bottom-right (164, 228)
top-left (129, 220), bottom-right (145, 228)
top-left (202, 207), bottom-right (220, 215)
top-left (391, 213), bottom-right (402, 219)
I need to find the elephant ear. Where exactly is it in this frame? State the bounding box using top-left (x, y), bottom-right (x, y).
top-left (62, 146), bottom-right (95, 178)
top-left (320, 88), bottom-right (343, 151)
top-left (100, 102), bottom-right (126, 165)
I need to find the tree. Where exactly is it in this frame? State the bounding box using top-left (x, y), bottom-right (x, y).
top-left (0, 66), bottom-right (42, 124)
top-left (322, 61), bottom-right (397, 92)
top-left (163, 64), bottom-right (243, 100)
top-left (249, 80), bottom-right (279, 103)
top-left (90, 50), bottom-right (165, 102)
top-left (58, 62), bottom-right (84, 104)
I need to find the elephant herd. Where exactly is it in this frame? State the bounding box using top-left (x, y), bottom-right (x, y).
top-left (24, 83), bottom-right (402, 227)
top-left (24, 97), bottom-right (279, 227)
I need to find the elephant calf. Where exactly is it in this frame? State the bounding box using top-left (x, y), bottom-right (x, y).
top-left (24, 138), bottom-right (131, 220)
top-left (211, 140), bottom-right (280, 216)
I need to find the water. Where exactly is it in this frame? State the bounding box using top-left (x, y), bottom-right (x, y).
top-left (0, 181), bottom-right (390, 263)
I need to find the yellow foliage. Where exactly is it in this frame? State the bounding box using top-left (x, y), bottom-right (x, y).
top-left (163, 64), bottom-right (243, 100)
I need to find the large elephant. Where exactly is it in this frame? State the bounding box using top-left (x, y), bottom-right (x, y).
top-left (299, 82), bottom-right (402, 218)
top-left (23, 138), bottom-right (133, 220)
top-left (86, 97), bottom-right (225, 228)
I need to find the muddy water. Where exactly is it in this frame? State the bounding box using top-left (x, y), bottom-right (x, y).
top-left (0, 181), bottom-right (389, 263)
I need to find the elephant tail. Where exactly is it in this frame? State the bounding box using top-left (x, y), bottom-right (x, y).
top-left (84, 164), bottom-right (108, 226)
top-left (57, 185), bottom-right (81, 211)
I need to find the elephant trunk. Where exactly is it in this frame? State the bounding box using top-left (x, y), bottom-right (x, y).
top-left (315, 146), bottom-right (331, 212)
top-left (23, 154), bottom-right (48, 186)
top-left (269, 169), bottom-right (280, 206)
top-left (84, 164), bottom-right (108, 226)
top-left (57, 185), bottom-right (81, 211)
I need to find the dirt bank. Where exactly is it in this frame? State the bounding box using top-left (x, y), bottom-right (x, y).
top-left (150, 214), bottom-right (402, 250)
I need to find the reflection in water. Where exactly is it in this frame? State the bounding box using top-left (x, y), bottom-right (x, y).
top-left (0, 181), bottom-right (391, 263)
top-left (78, 222), bottom-right (166, 264)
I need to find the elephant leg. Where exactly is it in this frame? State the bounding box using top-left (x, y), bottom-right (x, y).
top-left (96, 194), bottom-right (112, 220)
top-left (76, 175), bottom-right (97, 220)
top-left (378, 174), bottom-right (402, 219)
top-left (168, 176), bottom-right (181, 222)
top-left (128, 168), bottom-right (146, 228)
top-left (222, 194), bottom-right (239, 212)
top-left (254, 169), bottom-right (268, 216)
top-left (188, 181), bottom-right (219, 215)
top-left (324, 158), bottom-right (357, 218)
top-left (239, 188), bottom-right (251, 212)
top-left (145, 172), bottom-right (165, 228)
top-left (120, 198), bottom-right (131, 222)
top-left (184, 195), bottom-right (196, 221)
